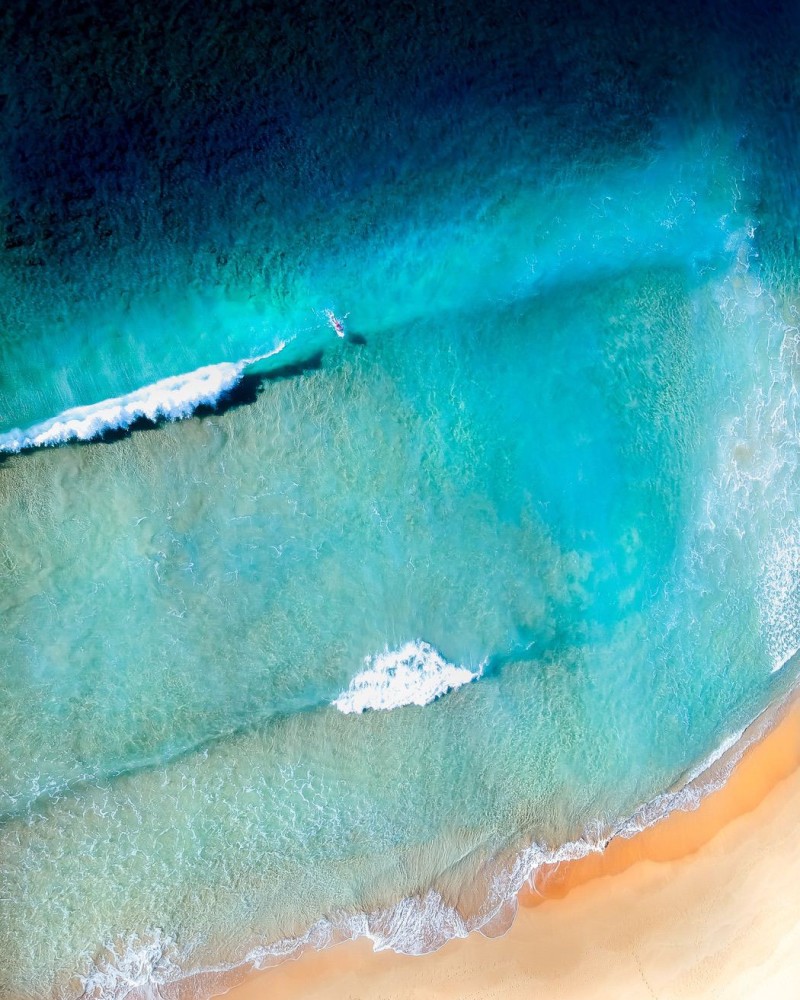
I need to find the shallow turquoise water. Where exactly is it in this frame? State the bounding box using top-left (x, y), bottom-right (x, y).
top-left (3, 3), bottom-right (800, 996)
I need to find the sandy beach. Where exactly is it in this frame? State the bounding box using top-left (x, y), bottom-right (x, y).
top-left (216, 697), bottom-right (800, 1000)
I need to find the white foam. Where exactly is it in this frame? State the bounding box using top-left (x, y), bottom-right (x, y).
top-left (759, 534), bottom-right (800, 673)
top-left (0, 343), bottom-right (287, 454)
top-left (692, 220), bottom-right (800, 676)
top-left (79, 930), bottom-right (182, 1000)
top-left (332, 640), bottom-right (485, 713)
top-left (772, 647), bottom-right (799, 674)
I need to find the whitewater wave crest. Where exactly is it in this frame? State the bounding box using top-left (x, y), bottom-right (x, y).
top-left (332, 640), bottom-right (485, 713)
top-left (0, 344), bottom-right (286, 454)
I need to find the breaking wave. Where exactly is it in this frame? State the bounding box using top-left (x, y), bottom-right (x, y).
top-left (0, 344), bottom-right (288, 454)
top-left (332, 640), bottom-right (485, 713)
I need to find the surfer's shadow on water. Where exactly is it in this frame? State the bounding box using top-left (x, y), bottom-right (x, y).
top-left (85, 350), bottom-right (329, 446)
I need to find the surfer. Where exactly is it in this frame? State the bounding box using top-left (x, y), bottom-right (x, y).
top-left (324, 308), bottom-right (346, 337)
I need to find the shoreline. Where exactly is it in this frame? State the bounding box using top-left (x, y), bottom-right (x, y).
top-left (211, 691), bottom-right (800, 1000)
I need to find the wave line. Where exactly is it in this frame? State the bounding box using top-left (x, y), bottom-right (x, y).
top-left (0, 343), bottom-right (288, 454)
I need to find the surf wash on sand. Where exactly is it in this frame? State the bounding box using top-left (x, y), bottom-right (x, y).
top-left (75, 680), bottom-right (800, 1000)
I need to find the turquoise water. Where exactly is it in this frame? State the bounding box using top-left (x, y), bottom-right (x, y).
top-left (3, 2), bottom-right (800, 996)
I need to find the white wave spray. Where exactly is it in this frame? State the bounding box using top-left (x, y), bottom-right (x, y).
top-left (332, 640), bottom-right (485, 713)
top-left (0, 344), bottom-right (287, 454)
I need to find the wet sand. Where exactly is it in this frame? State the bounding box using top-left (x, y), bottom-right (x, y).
top-left (215, 697), bottom-right (800, 1000)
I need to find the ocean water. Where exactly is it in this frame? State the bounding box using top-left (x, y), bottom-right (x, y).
top-left (2, 1), bottom-right (800, 996)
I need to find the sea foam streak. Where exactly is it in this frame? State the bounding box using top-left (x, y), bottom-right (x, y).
top-left (0, 344), bottom-right (287, 454)
top-left (333, 640), bottom-right (485, 713)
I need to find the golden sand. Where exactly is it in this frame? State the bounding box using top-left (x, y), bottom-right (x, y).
top-left (215, 699), bottom-right (800, 1000)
